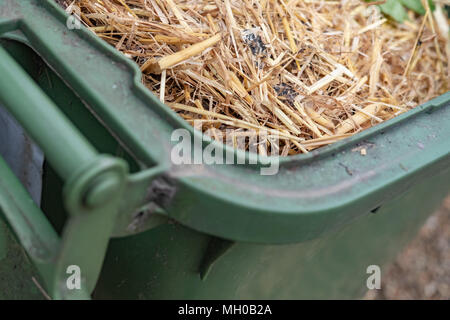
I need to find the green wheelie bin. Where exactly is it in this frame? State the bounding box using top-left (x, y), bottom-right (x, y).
top-left (0, 0), bottom-right (449, 299)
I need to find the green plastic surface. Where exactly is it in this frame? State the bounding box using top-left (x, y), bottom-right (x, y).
top-left (0, 0), bottom-right (449, 299)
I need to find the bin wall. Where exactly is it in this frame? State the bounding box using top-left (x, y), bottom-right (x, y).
top-left (93, 168), bottom-right (450, 299)
top-left (0, 221), bottom-right (44, 299)
top-left (0, 33), bottom-right (449, 299)
top-left (1, 166), bottom-right (448, 299)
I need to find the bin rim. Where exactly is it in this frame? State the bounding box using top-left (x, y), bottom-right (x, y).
top-left (0, 0), bottom-right (449, 244)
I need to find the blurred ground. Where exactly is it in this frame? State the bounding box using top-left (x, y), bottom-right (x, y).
top-left (365, 195), bottom-right (450, 300)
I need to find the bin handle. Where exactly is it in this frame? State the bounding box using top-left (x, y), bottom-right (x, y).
top-left (0, 45), bottom-right (130, 299)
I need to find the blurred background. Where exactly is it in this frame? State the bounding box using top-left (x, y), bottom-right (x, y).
top-left (365, 195), bottom-right (450, 300)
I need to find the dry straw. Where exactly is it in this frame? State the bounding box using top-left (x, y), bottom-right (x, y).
top-left (62, 0), bottom-right (449, 155)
